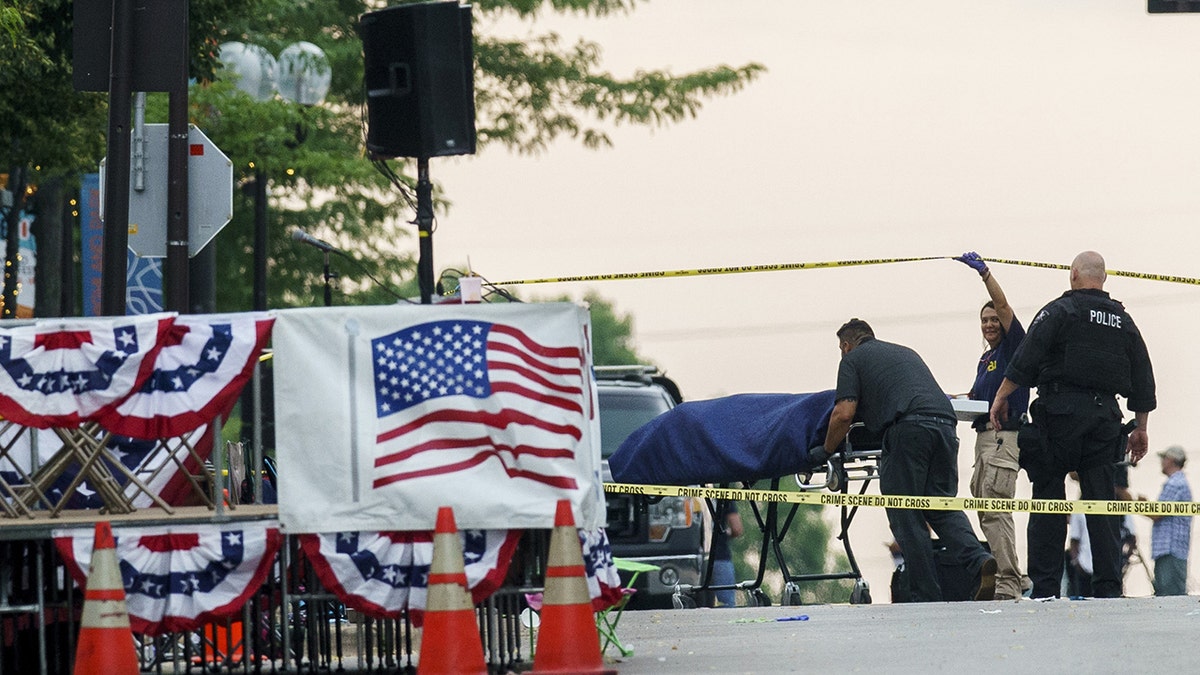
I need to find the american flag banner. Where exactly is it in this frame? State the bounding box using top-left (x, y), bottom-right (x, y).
top-left (96, 313), bottom-right (274, 440)
top-left (54, 522), bottom-right (282, 635)
top-left (273, 303), bottom-right (604, 533)
top-left (299, 529), bottom-right (521, 626)
top-left (0, 314), bottom-right (174, 428)
top-left (370, 319), bottom-right (584, 491)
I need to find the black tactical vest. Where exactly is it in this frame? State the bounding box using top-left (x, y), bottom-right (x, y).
top-left (1054, 293), bottom-right (1133, 396)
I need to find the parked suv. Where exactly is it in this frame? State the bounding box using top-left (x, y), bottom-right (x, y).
top-left (596, 365), bottom-right (705, 609)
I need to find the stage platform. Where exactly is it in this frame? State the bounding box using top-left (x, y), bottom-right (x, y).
top-left (0, 504), bottom-right (280, 540)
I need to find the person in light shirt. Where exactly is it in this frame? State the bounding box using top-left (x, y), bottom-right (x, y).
top-left (1139, 445), bottom-right (1191, 596)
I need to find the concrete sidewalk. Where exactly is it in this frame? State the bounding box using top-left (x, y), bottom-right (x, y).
top-left (602, 595), bottom-right (1200, 674)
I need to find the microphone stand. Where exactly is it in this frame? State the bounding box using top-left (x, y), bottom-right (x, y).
top-left (322, 250), bottom-right (336, 307)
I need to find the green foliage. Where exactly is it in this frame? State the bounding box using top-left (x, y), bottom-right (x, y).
top-left (0, 0), bottom-right (107, 175)
top-left (0, 1), bottom-right (24, 44)
top-left (201, 0), bottom-right (763, 310)
top-left (0, 0), bottom-right (763, 313)
top-left (473, 0), bottom-right (640, 19)
top-left (473, 14), bottom-right (764, 153)
top-left (546, 291), bottom-right (644, 365)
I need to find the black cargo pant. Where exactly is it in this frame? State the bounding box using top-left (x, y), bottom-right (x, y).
top-left (1024, 391), bottom-right (1124, 599)
top-left (880, 419), bottom-right (990, 602)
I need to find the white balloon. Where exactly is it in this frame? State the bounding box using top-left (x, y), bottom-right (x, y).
top-left (217, 42), bottom-right (277, 102)
top-left (277, 41), bottom-right (332, 105)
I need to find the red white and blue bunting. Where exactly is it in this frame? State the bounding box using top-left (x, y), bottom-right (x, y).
top-left (299, 529), bottom-right (520, 626)
top-left (54, 522), bottom-right (282, 635)
top-left (301, 526), bottom-right (623, 625)
top-left (97, 313), bottom-right (274, 439)
top-left (0, 314), bottom-right (174, 429)
top-left (580, 527), bottom-right (624, 611)
top-left (0, 313), bottom-right (271, 440)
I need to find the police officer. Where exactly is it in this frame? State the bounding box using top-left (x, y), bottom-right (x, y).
top-left (990, 251), bottom-right (1155, 599)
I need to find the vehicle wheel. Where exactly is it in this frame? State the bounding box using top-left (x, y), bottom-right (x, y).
top-left (749, 589), bottom-right (772, 607)
top-left (850, 579), bottom-right (872, 605)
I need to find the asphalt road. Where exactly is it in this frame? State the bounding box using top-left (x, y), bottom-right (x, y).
top-left (602, 595), bottom-right (1200, 674)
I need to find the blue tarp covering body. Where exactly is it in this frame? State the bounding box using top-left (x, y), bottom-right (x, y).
top-left (608, 390), bottom-right (837, 486)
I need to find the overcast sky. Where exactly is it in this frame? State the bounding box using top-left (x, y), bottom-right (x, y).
top-left (430, 1), bottom-right (1200, 598)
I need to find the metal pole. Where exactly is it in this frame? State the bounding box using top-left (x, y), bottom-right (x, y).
top-left (252, 360), bottom-right (263, 505)
top-left (165, 89), bottom-right (190, 312)
top-left (36, 543), bottom-right (45, 675)
top-left (416, 158), bottom-right (434, 304)
top-left (253, 168), bottom-right (268, 311)
top-left (322, 250), bottom-right (334, 307)
top-left (281, 541), bottom-right (292, 672)
top-left (213, 415), bottom-right (228, 520)
top-left (101, 0), bottom-right (134, 316)
top-left (188, 240), bottom-right (216, 313)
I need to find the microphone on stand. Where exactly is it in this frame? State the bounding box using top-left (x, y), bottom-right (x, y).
top-left (288, 227), bottom-right (409, 303)
top-left (290, 228), bottom-right (338, 253)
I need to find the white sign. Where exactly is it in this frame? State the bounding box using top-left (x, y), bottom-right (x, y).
top-left (99, 124), bottom-right (233, 258)
top-left (272, 303), bottom-right (603, 533)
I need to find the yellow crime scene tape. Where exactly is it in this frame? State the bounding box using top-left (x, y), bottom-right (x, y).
top-left (603, 482), bottom-right (1200, 517)
top-left (495, 256), bottom-right (1200, 287)
top-left (518, 256), bottom-right (1197, 513)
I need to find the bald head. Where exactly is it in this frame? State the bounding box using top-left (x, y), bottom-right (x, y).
top-left (1070, 250), bottom-right (1106, 290)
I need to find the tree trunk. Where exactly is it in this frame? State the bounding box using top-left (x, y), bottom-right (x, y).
top-left (31, 176), bottom-right (65, 317)
top-left (3, 166), bottom-right (26, 318)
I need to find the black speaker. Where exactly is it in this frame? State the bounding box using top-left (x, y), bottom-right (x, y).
top-left (360, 2), bottom-right (476, 159)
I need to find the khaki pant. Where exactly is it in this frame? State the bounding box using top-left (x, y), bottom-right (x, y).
top-left (971, 427), bottom-right (1022, 598)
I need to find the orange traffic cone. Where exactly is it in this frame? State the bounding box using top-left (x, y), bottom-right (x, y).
top-left (73, 521), bottom-right (138, 675)
top-left (533, 500), bottom-right (617, 674)
top-left (417, 506), bottom-right (488, 675)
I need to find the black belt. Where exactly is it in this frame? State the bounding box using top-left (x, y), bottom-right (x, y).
top-left (893, 413), bottom-right (956, 427)
top-left (1040, 382), bottom-right (1114, 396)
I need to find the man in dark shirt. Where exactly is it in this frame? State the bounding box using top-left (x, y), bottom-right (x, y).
top-left (990, 251), bottom-right (1155, 599)
top-left (821, 318), bottom-right (996, 602)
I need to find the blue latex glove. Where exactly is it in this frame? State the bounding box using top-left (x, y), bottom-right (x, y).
top-left (956, 251), bottom-right (989, 277)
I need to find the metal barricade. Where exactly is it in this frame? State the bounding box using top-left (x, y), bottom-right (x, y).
top-left (0, 529), bottom-right (550, 674)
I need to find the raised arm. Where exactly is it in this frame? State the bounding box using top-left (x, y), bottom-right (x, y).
top-left (956, 251), bottom-right (1015, 332)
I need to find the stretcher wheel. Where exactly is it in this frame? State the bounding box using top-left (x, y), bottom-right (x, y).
top-left (749, 589), bottom-right (772, 607)
top-left (849, 579), bottom-right (872, 605)
top-left (671, 591), bottom-right (696, 610)
top-left (782, 582), bottom-right (802, 606)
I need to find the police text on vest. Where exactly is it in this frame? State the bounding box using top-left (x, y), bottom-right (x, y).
top-left (1089, 310), bottom-right (1121, 328)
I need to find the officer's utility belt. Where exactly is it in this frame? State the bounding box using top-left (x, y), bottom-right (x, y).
top-left (1038, 382), bottom-right (1114, 397)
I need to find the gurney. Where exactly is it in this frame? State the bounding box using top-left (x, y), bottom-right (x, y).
top-left (609, 390), bottom-right (881, 606)
top-left (609, 392), bottom-right (985, 607)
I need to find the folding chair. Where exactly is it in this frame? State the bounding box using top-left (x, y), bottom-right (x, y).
top-left (597, 558), bottom-right (660, 657)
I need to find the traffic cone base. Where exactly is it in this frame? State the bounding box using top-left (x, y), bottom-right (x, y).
top-left (417, 506), bottom-right (488, 675)
top-left (74, 521), bottom-right (139, 675)
top-left (533, 500), bottom-right (617, 675)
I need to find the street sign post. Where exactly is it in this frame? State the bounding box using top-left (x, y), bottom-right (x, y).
top-left (99, 124), bottom-right (233, 258)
